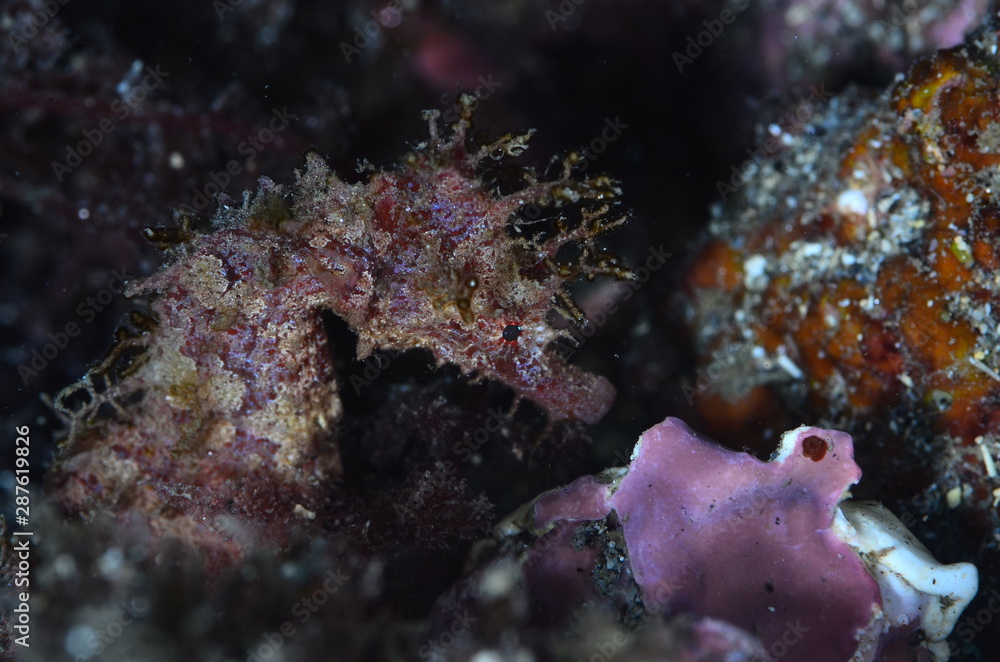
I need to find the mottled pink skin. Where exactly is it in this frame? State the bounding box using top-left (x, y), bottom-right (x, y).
top-left (610, 418), bottom-right (877, 662)
top-left (54, 226), bottom-right (346, 519)
top-left (352, 140), bottom-right (619, 424)
top-left (291, 132), bottom-right (622, 425)
top-left (53, 114), bottom-right (626, 569)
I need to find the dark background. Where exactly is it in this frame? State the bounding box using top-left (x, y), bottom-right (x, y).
top-left (1, 0), bottom-right (994, 659)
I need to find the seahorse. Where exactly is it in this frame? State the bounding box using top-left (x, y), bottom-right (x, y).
top-left (50, 93), bottom-right (633, 564)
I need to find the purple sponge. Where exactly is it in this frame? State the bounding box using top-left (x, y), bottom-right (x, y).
top-left (609, 418), bottom-right (875, 661)
top-left (434, 418), bottom-right (977, 661)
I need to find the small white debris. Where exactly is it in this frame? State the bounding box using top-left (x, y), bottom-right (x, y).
top-left (837, 189), bottom-right (869, 215)
top-left (841, 252), bottom-right (857, 266)
top-left (558, 186), bottom-right (581, 203)
top-left (743, 255), bottom-right (768, 291)
top-left (969, 357), bottom-right (1000, 382)
top-left (946, 486), bottom-right (962, 509)
top-left (52, 554), bottom-right (77, 579)
top-left (776, 354), bottom-right (803, 380)
top-left (800, 242), bottom-right (824, 257)
top-left (98, 548), bottom-right (124, 577)
top-left (768, 123), bottom-right (783, 137)
top-left (169, 151), bottom-right (185, 169)
top-left (899, 373), bottom-right (914, 388)
top-left (65, 626), bottom-right (99, 660)
top-left (294, 503), bottom-right (316, 519)
top-left (976, 437), bottom-right (998, 479)
top-left (480, 560), bottom-right (519, 599)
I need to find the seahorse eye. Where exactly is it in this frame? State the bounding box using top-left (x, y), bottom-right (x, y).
top-left (502, 324), bottom-right (521, 342)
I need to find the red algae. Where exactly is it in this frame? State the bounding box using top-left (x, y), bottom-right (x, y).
top-left (50, 94), bottom-right (632, 562)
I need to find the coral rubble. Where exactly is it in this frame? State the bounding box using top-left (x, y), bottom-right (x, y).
top-left (434, 417), bottom-right (977, 661)
top-left (48, 95), bottom-right (631, 563)
top-left (683, 24), bottom-right (1000, 585)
